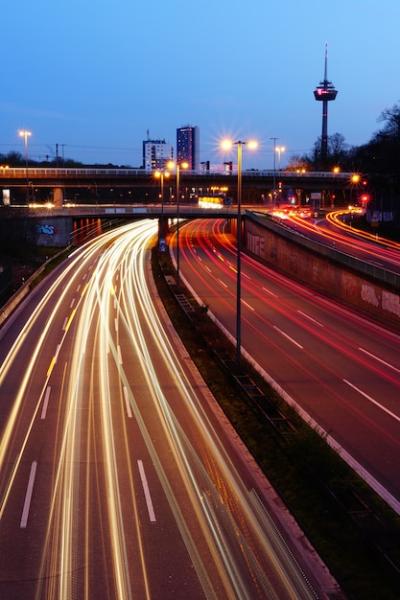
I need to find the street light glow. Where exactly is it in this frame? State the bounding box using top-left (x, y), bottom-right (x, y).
top-left (220, 138), bottom-right (233, 151)
top-left (351, 174), bottom-right (361, 184)
top-left (18, 129), bottom-right (32, 141)
top-left (247, 140), bottom-right (258, 151)
top-left (166, 160), bottom-right (189, 170)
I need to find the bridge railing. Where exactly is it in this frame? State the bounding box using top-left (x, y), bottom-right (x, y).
top-left (0, 167), bottom-right (354, 180)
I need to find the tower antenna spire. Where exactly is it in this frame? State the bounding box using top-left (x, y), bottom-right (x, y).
top-left (313, 45), bottom-right (338, 167)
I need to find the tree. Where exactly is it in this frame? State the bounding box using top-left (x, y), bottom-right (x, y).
top-left (309, 133), bottom-right (349, 169)
top-left (377, 103), bottom-right (400, 140)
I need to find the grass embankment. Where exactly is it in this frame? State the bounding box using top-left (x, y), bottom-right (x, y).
top-left (152, 247), bottom-right (400, 600)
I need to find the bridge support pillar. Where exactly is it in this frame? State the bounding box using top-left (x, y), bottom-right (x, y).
top-left (158, 216), bottom-right (169, 239)
top-left (52, 187), bottom-right (64, 207)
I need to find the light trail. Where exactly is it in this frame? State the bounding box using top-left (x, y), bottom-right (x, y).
top-left (173, 217), bottom-right (400, 510)
top-left (283, 209), bottom-right (400, 270)
top-left (0, 220), bottom-right (319, 598)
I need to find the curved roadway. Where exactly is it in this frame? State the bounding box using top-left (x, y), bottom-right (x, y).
top-left (0, 221), bottom-right (323, 599)
top-left (276, 209), bottom-right (400, 274)
top-left (174, 219), bottom-right (400, 510)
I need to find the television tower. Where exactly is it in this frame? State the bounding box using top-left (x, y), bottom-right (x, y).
top-left (314, 45), bottom-right (338, 164)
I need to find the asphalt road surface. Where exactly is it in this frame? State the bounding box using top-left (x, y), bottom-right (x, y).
top-left (0, 221), bottom-right (325, 599)
top-left (174, 218), bottom-right (400, 510)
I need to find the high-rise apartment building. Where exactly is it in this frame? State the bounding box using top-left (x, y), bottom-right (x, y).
top-left (142, 138), bottom-right (174, 171)
top-left (176, 125), bottom-right (199, 171)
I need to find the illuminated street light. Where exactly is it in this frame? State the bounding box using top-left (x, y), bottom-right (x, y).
top-left (350, 174), bottom-right (361, 205)
top-left (18, 129), bottom-right (32, 167)
top-left (332, 166), bottom-right (340, 174)
top-left (270, 137), bottom-right (283, 205)
top-left (220, 137), bottom-right (258, 365)
top-left (275, 145), bottom-right (286, 170)
top-left (154, 169), bottom-right (170, 217)
top-left (18, 129), bottom-right (32, 203)
top-left (168, 160), bottom-right (189, 286)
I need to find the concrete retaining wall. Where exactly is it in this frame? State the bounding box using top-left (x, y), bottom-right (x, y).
top-left (0, 217), bottom-right (73, 247)
top-left (245, 213), bottom-right (400, 330)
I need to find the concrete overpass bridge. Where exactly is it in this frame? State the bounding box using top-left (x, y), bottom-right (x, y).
top-left (0, 167), bottom-right (357, 206)
top-left (0, 203), bottom-right (250, 248)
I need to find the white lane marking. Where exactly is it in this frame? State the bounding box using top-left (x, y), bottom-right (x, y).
top-left (297, 310), bottom-right (324, 328)
top-left (343, 379), bottom-right (400, 424)
top-left (242, 272), bottom-right (250, 280)
top-left (242, 300), bottom-right (255, 312)
top-left (205, 265), bottom-right (212, 273)
top-left (70, 298), bottom-right (76, 309)
top-left (76, 284), bottom-right (81, 292)
top-left (20, 462), bottom-right (38, 528)
top-left (262, 286), bottom-right (278, 298)
top-left (117, 345), bottom-right (123, 365)
top-left (62, 317), bottom-right (68, 331)
top-left (273, 326), bottom-right (303, 349)
top-left (123, 386), bottom-right (133, 418)
top-left (198, 256), bottom-right (202, 262)
top-left (41, 387), bottom-right (51, 420)
top-left (114, 317), bottom-right (118, 333)
top-left (137, 460), bottom-right (156, 522)
top-left (218, 279), bottom-right (228, 289)
top-left (358, 347), bottom-right (400, 374)
top-left (55, 344), bottom-right (61, 358)
top-left (114, 299), bottom-right (117, 310)
top-left (82, 273), bottom-right (87, 280)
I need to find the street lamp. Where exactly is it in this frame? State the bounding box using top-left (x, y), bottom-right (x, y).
top-left (350, 173), bottom-right (361, 206)
top-left (275, 145), bottom-right (286, 170)
top-left (154, 169), bottom-right (170, 217)
top-left (270, 138), bottom-right (285, 205)
top-left (18, 129), bottom-right (32, 203)
top-left (19, 129), bottom-right (32, 167)
top-left (220, 137), bottom-right (258, 365)
top-left (167, 160), bottom-right (189, 286)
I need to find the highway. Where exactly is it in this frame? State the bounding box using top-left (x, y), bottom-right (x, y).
top-left (0, 221), bottom-right (324, 599)
top-left (272, 208), bottom-right (400, 274)
top-left (174, 219), bottom-right (400, 510)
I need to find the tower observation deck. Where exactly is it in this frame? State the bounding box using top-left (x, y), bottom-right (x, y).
top-left (314, 45), bottom-right (338, 164)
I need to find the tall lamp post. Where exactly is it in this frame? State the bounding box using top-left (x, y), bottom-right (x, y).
top-left (350, 173), bottom-right (360, 206)
top-left (276, 145), bottom-right (285, 170)
top-left (221, 138), bottom-right (258, 365)
top-left (154, 168), bottom-right (170, 217)
top-left (275, 145), bottom-right (285, 205)
top-left (270, 137), bottom-right (278, 204)
top-left (167, 160), bottom-right (189, 287)
top-left (19, 129), bottom-right (32, 202)
top-left (19, 129), bottom-right (32, 167)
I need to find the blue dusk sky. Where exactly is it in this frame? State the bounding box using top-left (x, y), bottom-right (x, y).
top-left (1, 0), bottom-right (399, 169)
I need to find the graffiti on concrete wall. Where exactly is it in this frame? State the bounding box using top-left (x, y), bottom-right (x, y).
top-left (361, 283), bottom-right (380, 308)
top-left (36, 224), bottom-right (55, 236)
top-left (382, 290), bottom-right (400, 318)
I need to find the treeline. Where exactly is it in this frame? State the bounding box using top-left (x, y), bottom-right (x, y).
top-left (0, 152), bottom-right (130, 169)
top-left (290, 103), bottom-right (400, 198)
